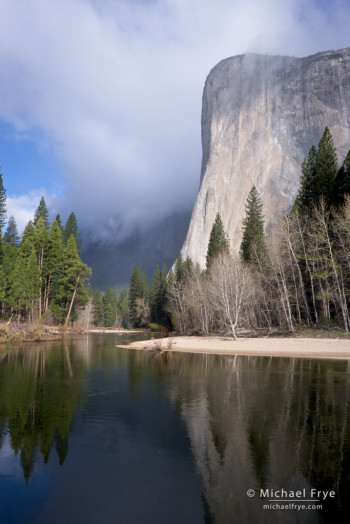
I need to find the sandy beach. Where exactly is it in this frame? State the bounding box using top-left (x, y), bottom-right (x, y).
top-left (120, 335), bottom-right (350, 359)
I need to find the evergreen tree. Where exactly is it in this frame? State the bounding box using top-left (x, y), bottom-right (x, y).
top-left (175, 252), bottom-right (184, 282)
top-left (0, 240), bottom-right (18, 314)
top-left (92, 289), bottom-right (104, 325)
top-left (149, 264), bottom-right (168, 325)
top-left (21, 221), bottom-right (36, 246)
top-left (240, 186), bottom-right (266, 263)
top-left (34, 197), bottom-right (49, 228)
top-left (0, 169), bottom-right (6, 230)
top-left (332, 150), bottom-right (350, 206)
top-left (315, 127), bottom-right (338, 206)
top-left (34, 217), bottom-right (49, 318)
top-left (294, 145), bottom-right (317, 211)
top-left (9, 243), bottom-right (40, 320)
top-left (42, 220), bottom-right (64, 315)
top-left (104, 302), bottom-right (115, 327)
top-left (206, 213), bottom-right (229, 270)
top-left (63, 212), bottom-right (80, 253)
top-left (55, 214), bottom-right (63, 233)
top-left (128, 264), bottom-right (148, 328)
top-left (102, 286), bottom-right (118, 327)
top-left (118, 290), bottom-right (129, 328)
top-left (3, 216), bottom-right (20, 246)
top-left (58, 236), bottom-right (91, 326)
top-left (26, 248), bottom-right (41, 321)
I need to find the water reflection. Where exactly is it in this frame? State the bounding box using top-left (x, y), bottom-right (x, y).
top-left (1, 338), bottom-right (350, 523)
top-left (135, 351), bottom-right (350, 523)
top-left (0, 341), bottom-right (85, 481)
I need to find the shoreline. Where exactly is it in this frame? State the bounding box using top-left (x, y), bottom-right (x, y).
top-left (0, 323), bottom-right (143, 344)
top-left (119, 335), bottom-right (350, 360)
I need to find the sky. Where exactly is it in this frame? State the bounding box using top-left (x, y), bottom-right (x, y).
top-left (0, 0), bottom-right (350, 241)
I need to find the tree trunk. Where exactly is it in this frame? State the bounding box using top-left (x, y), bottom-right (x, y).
top-left (64, 274), bottom-right (80, 327)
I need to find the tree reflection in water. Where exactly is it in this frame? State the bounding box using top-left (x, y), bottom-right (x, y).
top-left (0, 341), bottom-right (85, 481)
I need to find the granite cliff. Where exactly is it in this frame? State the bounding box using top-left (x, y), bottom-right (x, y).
top-left (180, 48), bottom-right (350, 268)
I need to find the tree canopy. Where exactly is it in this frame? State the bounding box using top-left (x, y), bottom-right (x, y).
top-left (206, 212), bottom-right (229, 270)
top-left (240, 186), bottom-right (266, 263)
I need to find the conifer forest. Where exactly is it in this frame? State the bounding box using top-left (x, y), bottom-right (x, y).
top-left (2, 127), bottom-right (350, 335)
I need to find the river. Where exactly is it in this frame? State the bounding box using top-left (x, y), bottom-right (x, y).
top-left (0, 333), bottom-right (350, 523)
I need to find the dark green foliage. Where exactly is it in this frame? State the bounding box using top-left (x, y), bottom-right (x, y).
top-left (21, 221), bottom-right (36, 245)
top-left (55, 214), bottom-right (63, 233)
top-left (295, 128), bottom-right (339, 211)
top-left (104, 303), bottom-right (115, 327)
top-left (34, 197), bottom-right (50, 229)
top-left (0, 189), bottom-right (91, 323)
top-left (240, 186), bottom-right (266, 263)
top-left (0, 347), bottom-right (84, 480)
top-left (58, 236), bottom-right (91, 326)
top-left (42, 220), bottom-right (65, 316)
top-left (92, 289), bottom-right (104, 325)
top-left (149, 264), bottom-right (168, 326)
top-left (315, 127), bottom-right (338, 206)
top-left (102, 286), bottom-right (118, 327)
top-left (63, 212), bottom-right (80, 253)
top-left (0, 169), bottom-right (6, 230)
top-left (175, 252), bottom-right (184, 282)
top-left (3, 216), bottom-right (20, 246)
top-left (118, 290), bottom-right (129, 328)
top-left (294, 145), bottom-right (317, 211)
top-left (332, 150), bottom-right (350, 206)
top-left (128, 265), bottom-right (148, 328)
top-left (206, 212), bottom-right (229, 270)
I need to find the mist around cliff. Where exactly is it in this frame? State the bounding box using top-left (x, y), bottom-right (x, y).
top-left (1, 0), bottom-right (350, 243)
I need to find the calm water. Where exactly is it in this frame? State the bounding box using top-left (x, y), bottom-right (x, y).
top-left (1, 334), bottom-right (350, 524)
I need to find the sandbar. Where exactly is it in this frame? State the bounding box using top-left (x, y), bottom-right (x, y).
top-left (120, 335), bottom-right (350, 359)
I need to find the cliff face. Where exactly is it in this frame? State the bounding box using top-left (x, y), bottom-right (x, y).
top-left (181, 48), bottom-right (350, 267)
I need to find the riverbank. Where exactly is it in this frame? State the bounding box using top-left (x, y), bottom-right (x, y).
top-left (0, 322), bottom-right (146, 344)
top-left (120, 335), bottom-right (350, 359)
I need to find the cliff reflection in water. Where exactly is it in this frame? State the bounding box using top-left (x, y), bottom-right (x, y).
top-left (1, 338), bottom-right (350, 522)
top-left (145, 351), bottom-right (350, 522)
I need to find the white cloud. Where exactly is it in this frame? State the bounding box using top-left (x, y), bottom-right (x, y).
top-left (6, 190), bottom-right (58, 235)
top-left (0, 0), bottom-right (349, 241)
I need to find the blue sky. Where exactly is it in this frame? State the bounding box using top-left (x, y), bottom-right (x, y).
top-left (0, 0), bottom-right (350, 238)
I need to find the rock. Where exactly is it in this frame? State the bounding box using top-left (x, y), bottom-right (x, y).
top-left (180, 48), bottom-right (350, 268)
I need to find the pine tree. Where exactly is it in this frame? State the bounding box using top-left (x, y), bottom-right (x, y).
top-left (332, 150), bottom-right (350, 206)
top-left (174, 253), bottom-right (184, 282)
top-left (63, 212), bottom-right (80, 253)
top-left (34, 217), bottom-right (49, 318)
top-left (26, 248), bottom-right (41, 321)
top-left (102, 286), bottom-right (118, 327)
top-left (21, 221), bottom-right (36, 247)
top-left (58, 236), bottom-right (91, 326)
top-left (206, 213), bottom-right (229, 270)
top-left (0, 169), bottom-right (6, 231)
top-left (315, 127), bottom-right (338, 206)
top-left (92, 289), bottom-right (104, 325)
top-left (104, 302), bottom-right (115, 327)
top-left (118, 290), bottom-right (129, 328)
top-left (42, 220), bottom-right (64, 315)
top-left (240, 186), bottom-right (266, 263)
top-left (55, 214), bottom-right (63, 233)
top-left (294, 145), bottom-right (317, 211)
top-left (3, 216), bottom-right (20, 246)
top-left (149, 264), bottom-right (168, 325)
top-left (34, 197), bottom-right (49, 228)
top-left (128, 264), bottom-right (148, 328)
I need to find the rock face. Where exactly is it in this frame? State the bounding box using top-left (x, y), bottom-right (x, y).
top-left (181, 48), bottom-right (350, 268)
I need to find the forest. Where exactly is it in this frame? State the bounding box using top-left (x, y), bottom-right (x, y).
top-left (0, 185), bottom-right (91, 326)
top-left (122, 127), bottom-right (350, 337)
top-left (2, 126), bottom-right (350, 336)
